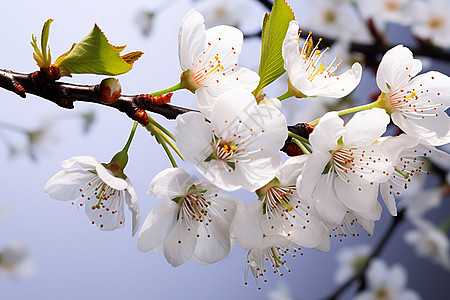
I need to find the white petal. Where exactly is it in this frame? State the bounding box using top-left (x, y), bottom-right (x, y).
top-left (204, 25), bottom-right (243, 69)
top-left (297, 151), bottom-right (331, 203)
top-left (193, 216), bottom-right (231, 264)
top-left (95, 163), bottom-right (128, 190)
top-left (178, 10), bottom-right (206, 70)
top-left (163, 219), bottom-right (199, 267)
top-left (334, 176), bottom-right (378, 214)
top-left (137, 200), bottom-right (179, 253)
top-left (175, 112), bottom-right (213, 163)
top-left (148, 168), bottom-right (194, 201)
top-left (233, 201), bottom-right (264, 249)
top-left (309, 111), bottom-right (345, 151)
top-left (124, 180), bottom-right (141, 236)
top-left (380, 182), bottom-right (398, 216)
top-left (313, 175), bottom-right (347, 226)
top-left (84, 192), bottom-right (125, 231)
top-left (61, 156), bottom-right (100, 169)
top-left (343, 108), bottom-right (389, 147)
top-left (376, 45), bottom-right (422, 93)
top-left (44, 169), bottom-right (93, 201)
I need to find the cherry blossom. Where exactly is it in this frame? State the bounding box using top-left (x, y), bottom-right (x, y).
top-left (404, 218), bottom-right (450, 271)
top-left (282, 20), bottom-right (362, 98)
top-left (297, 109), bottom-right (392, 227)
top-left (233, 156), bottom-right (330, 250)
top-left (44, 156), bottom-right (141, 235)
top-left (376, 45), bottom-right (450, 146)
top-left (354, 259), bottom-right (420, 300)
top-left (0, 242), bottom-right (35, 279)
top-left (335, 244), bottom-right (371, 284)
top-left (244, 235), bottom-right (298, 289)
top-left (178, 9), bottom-right (259, 119)
top-left (175, 88), bottom-right (287, 192)
top-left (411, 0), bottom-right (450, 48)
top-left (137, 168), bottom-right (240, 267)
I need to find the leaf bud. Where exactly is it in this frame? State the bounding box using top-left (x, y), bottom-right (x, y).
top-left (99, 78), bottom-right (121, 104)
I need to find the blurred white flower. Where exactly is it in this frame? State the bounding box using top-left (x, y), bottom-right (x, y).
top-left (411, 0), bottom-right (450, 48)
top-left (267, 281), bottom-right (294, 300)
top-left (194, 0), bottom-right (250, 28)
top-left (178, 9), bottom-right (259, 119)
top-left (335, 244), bottom-right (371, 284)
top-left (376, 45), bottom-right (450, 146)
top-left (404, 218), bottom-right (450, 270)
top-left (305, 1), bottom-right (373, 43)
top-left (44, 156), bottom-right (141, 236)
top-left (175, 88), bottom-right (287, 192)
top-left (0, 242), bottom-right (35, 279)
top-left (137, 168), bottom-right (241, 267)
top-left (358, 0), bottom-right (416, 26)
top-left (355, 259), bottom-right (421, 300)
top-left (282, 20), bottom-right (362, 98)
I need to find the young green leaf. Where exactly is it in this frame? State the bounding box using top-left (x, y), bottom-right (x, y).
top-left (253, 0), bottom-right (295, 97)
top-left (31, 18), bottom-right (54, 68)
top-left (54, 24), bottom-right (143, 77)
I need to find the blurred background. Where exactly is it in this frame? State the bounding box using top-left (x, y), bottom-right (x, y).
top-left (0, 0), bottom-right (449, 299)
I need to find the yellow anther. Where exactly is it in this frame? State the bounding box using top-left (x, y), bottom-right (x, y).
top-left (214, 55), bottom-right (220, 61)
top-left (230, 145), bottom-right (236, 151)
top-left (405, 91), bottom-right (417, 99)
top-left (220, 65), bottom-right (224, 70)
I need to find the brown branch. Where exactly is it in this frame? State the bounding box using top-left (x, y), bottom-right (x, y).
top-left (0, 69), bottom-right (194, 125)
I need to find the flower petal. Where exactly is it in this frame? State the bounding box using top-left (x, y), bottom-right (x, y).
top-left (175, 112), bottom-right (214, 163)
top-left (376, 45), bottom-right (422, 93)
top-left (343, 108), bottom-right (389, 147)
top-left (137, 200), bottom-right (179, 253)
top-left (163, 219), bottom-right (199, 267)
top-left (44, 169), bottom-right (92, 201)
top-left (178, 10), bottom-right (206, 70)
top-left (148, 168), bottom-right (194, 201)
top-left (124, 180), bottom-right (141, 236)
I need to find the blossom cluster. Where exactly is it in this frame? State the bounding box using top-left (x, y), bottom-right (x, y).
top-left (44, 4), bottom-right (450, 290)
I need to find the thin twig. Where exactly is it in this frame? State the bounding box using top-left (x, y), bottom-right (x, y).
top-left (323, 209), bottom-right (406, 300)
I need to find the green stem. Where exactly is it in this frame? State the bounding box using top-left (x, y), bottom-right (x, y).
top-left (150, 82), bottom-right (185, 96)
top-left (278, 90), bottom-right (294, 101)
top-left (309, 101), bottom-right (383, 126)
top-left (157, 133), bottom-right (178, 167)
top-left (122, 121), bottom-right (139, 153)
top-left (292, 138), bottom-right (311, 154)
top-left (147, 116), bottom-right (176, 141)
top-left (288, 131), bottom-right (310, 145)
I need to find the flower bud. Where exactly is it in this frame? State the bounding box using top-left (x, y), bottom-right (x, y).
top-left (99, 78), bottom-right (121, 104)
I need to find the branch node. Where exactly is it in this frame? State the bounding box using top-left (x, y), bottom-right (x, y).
top-left (135, 93), bottom-right (173, 110)
top-left (131, 109), bottom-right (149, 126)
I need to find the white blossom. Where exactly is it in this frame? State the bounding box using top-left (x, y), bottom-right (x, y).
top-left (44, 156), bottom-right (141, 235)
top-left (376, 45), bottom-right (450, 146)
top-left (175, 88), bottom-right (287, 192)
top-left (0, 242), bottom-right (35, 279)
top-left (137, 168), bottom-right (240, 267)
top-left (282, 20), bottom-right (362, 98)
top-left (354, 259), bottom-right (420, 300)
top-left (297, 109), bottom-right (392, 227)
top-left (178, 9), bottom-right (259, 119)
top-left (404, 218), bottom-right (450, 271)
top-left (335, 244), bottom-right (371, 284)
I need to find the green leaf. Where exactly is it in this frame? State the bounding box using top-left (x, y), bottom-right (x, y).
top-left (253, 0), bottom-right (295, 97)
top-left (54, 24), bottom-right (143, 76)
top-left (226, 161), bottom-right (236, 171)
top-left (204, 152), bottom-right (216, 162)
top-left (31, 18), bottom-right (53, 68)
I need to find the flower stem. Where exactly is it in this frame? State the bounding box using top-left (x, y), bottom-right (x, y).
top-left (150, 82), bottom-right (185, 96)
top-left (288, 131), bottom-right (310, 145)
top-left (309, 101), bottom-right (383, 126)
top-left (122, 121), bottom-right (139, 153)
top-left (292, 138), bottom-right (311, 154)
top-left (278, 90), bottom-right (294, 101)
top-left (159, 136), bottom-right (178, 168)
top-left (147, 116), bottom-right (176, 141)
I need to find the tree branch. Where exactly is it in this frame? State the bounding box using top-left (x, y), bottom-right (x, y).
top-left (0, 69), bottom-right (194, 124)
top-left (323, 209), bottom-right (406, 300)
